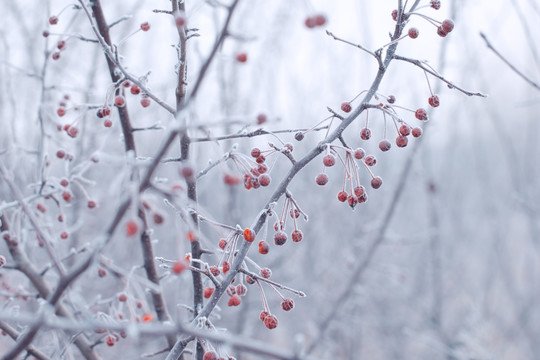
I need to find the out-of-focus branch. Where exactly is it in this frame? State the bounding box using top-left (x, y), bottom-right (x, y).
top-left (480, 32), bottom-right (540, 91)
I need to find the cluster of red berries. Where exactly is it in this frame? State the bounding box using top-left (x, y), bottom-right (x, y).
top-left (304, 14), bottom-right (327, 29)
top-left (228, 147), bottom-right (279, 190)
top-left (391, 2), bottom-right (454, 39)
top-left (203, 350), bottom-right (236, 360)
top-left (51, 39), bottom-right (68, 61)
top-left (315, 146), bottom-right (383, 209)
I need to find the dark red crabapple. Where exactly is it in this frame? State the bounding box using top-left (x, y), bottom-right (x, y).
top-left (264, 314), bottom-right (278, 329)
top-left (371, 176), bottom-right (383, 189)
top-left (246, 275), bottom-right (256, 284)
top-left (130, 84), bottom-right (141, 95)
top-left (57, 107), bottom-right (66, 117)
top-left (281, 298), bottom-right (295, 311)
top-left (114, 95), bottom-right (126, 108)
top-left (235, 52), bottom-right (247, 63)
top-left (379, 139), bottom-right (391, 152)
top-left (175, 14), bottom-right (186, 27)
top-left (251, 148), bottom-right (261, 158)
top-left (337, 191), bottom-right (348, 202)
top-left (428, 95), bottom-right (440, 107)
top-left (315, 173), bottom-right (329, 186)
top-left (210, 266), bottom-right (220, 276)
top-left (431, 0), bottom-right (441, 9)
top-left (203, 351), bottom-right (217, 360)
top-left (341, 102), bottom-right (352, 113)
top-left (415, 108), bottom-right (428, 120)
top-left (274, 231), bottom-right (287, 246)
top-left (256, 154), bottom-right (266, 164)
top-left (57, 40), bottom-right (66, 50)
top-left (391, 9), bottom-right (398, 21)
top-left (314, 14), bottom-right (327, 26)
top-left (364, 155), bottom-right (377, 166)
top-left (126, 220), bottom-right (138, 236)
top-left (291, 229), bottom-right (303, 242)
top-left (260, 310), bottom-right (270, 322)
top-left (396, 135), bottom-right (408, 148)
top-left (104, 119), bottom-right (112, 128)
top-left (106, 335), bottom-right (115, 347)
top-left (228, 295), bottom-right (241, 307)
top-left (442, 19), bottom-right (454, 33)
top-left (259, 240), bottom-right (269, 254)
top-left (360, 128), bottom-right (371, 140)
top-left (222, 261), bottom-right (231, 274)
top-left (408, 28), bottom-right (419, 39)
top-left (52, 52), bottom-right (61, 60)
top-left (87, 200), bottom-right (97, 209)
top-left (260, 268), bottom-right (272, 279)
top-left (348, 195), bottom-right (358, 209)
top-left (323, 154), bottom-right (336, 167)
top-left (305, 16), bottom-right (317, 28)
top-left (295, 132), bottom-right (304, 141)
top-left (256, 113), bottom-right (267, 124)
top-left (412, 127), bottom-right (423, 138)
top-left (387, 95), bottom-right (396, 104)
top-left (354, 185), bottom-right (365, 197)
top-left (243, 228), bottom-right (254, 242)
top-left (399, 124), bottom-right (411, 136)
top-left (173, 260), bottom-right (187, 274)
top-left (49, 16), bottom-right (58, 25)
top-left (153, 212), bottom-right (164, 224)
top-left (354, 147), bottom-right (366, 159)
top-left (60, 231), bottom-right (69, 240)
top-left (259, 174), bottom-right (271, 187)
top-left (236, 284), bottom-right (247, 296)
top-left (437, 26), bottom-right (448, 37)
top-left (140, 22), bottom-right (150, 31)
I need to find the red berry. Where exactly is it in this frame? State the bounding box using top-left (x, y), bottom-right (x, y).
top-left (122, 80), bottom-right (131, 88)
top-left (408, 28), bottom-right (419, 39)
top-left (104, 119), bottom-right (112, 128)
top-left (140, 96), bottom-right (151, 108)
top-left (227, 285), bottom-right (236, 296)
top-left (43, 30), bottom-right (50, 37)
top-left (348, 195), bottom-right (358, 209)
top-left (250, 148), bottom-right (261, 158)
top-left (49, 16), bottom-right (58, 25)
top-left (437, 26), bottom-right (448, 37)
top-left (284, 143), bottom-right (293, 152)
top-left (228, 295), bottom-right (241, 307)
top-left (415, 108), bottom-right (428, 120)
top-left (371, 176), bottom-right (383, 189)
top-left (218, 238), bottom-right (227, 249)
top-left (257, 163), bottom-right (268, 174)
top-left (57, 40), bottom-right (66, 50)
top-left (256, 155), bottom-right (266, 164)
top-left (264, 314), bottom-right (278, 329)
top-left (256, 113), bottom-right (267, 124)
top-left (181, 166), bottom-right (194, 179)
top-left (360, 128), bottom-right (371, 140)
top-left (67, 126), bottom-right (78, 138)
top-left (118, 293), bottom-right (127, 302)
top-left (60, 178), bottom-right (69, 187)
top-left (354, 185), bottom-right (365, 197)
top-left (259, 174), bottom-right (271, 186)
top-left (291, 229), bottom-right (303, 242)
top-left (337, 191), bottom-right (348, 202)
top-left (323, 154), bottom-right (336, 167)
top-left (391, 9), bottom-right (398, 21)
top-left (341, 102), bottom-right (352, 113)
top-left (396, 135), bottom-right (408, 148)
top-left (224, 174), bottom-right (241, 185)
top-left (314, 14), bottom-right (327, 26)
top-left (37, 203), bottom-right (47, 213)
top-left (140, 22), bottom-right (150, 31)
top-left (260, 310), bottom-right (270, 322)
top-left (354, 148), bottom-right (366, 159)
top-left (126, 220), bottom-right (138, 236)
top-left (430, 0), bottom-right (441, 9)
top-left (130, 84), bottom-right (141, 95)
top-left (52, 52), bottom-right (61, 60)
top-left (441, 19), bottom-right (454, 33)
top-left (290, 209), bottom-right (300, 219)
top-left (378, 139), bottom-right (391, 152)
top-left (60, 231), bottom-right (69, 240)
top-left (222, 261), bottom-right (230, 274)
top-left (387, 95), bottom-right (396, 104)
top-left (315, 173), bottom-right (329, 186)
top-left (364, 155), bottom-right (377, 166)
top-left (305, 16), bottom-right (316, 29)
top-left (210, 266), bottom-right (220, 276)
top-left (236, 284), bottom-right (247, 296)
top-left (204, 287), bottom-right (215, 299)
top-left (173, 260), bottom-right (187, 274)
top-left (294, 132), bottom-right (304, 141)
top-left (412, 127), bottom-right (423, 138)
top-left (115, 95), bottom-right (126, 107)
top-left (62, 191), bottom-right (73, 202)
top-left (102, 106), bottom-right (111, 116)
top-left (428, 95), bottom-right (440, 107)
top-left (399, 124), bottom-right (411, 136)
top-left (243, 228), bottom-right (255, 242)
top-left (88, 200), bottom-right (97, 209)
top-left (105, 335), bottom-right (115, 347)
top-left (274, 231), bottom-right (287, 246)
top-left (98, 268), bottom-right (107, 278)
top-left (246, 275), bottom-right (256, 284)
top-left (259, 240), bottom-right (269, 254)
top-left (281, 298), bottom-right (294, 311)
top-left (260, 268), bottom-right (272, 279)
top-left (235, 53), bottom-right (247, 63)
top-left (203, 351), bottom-right (217, 360)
